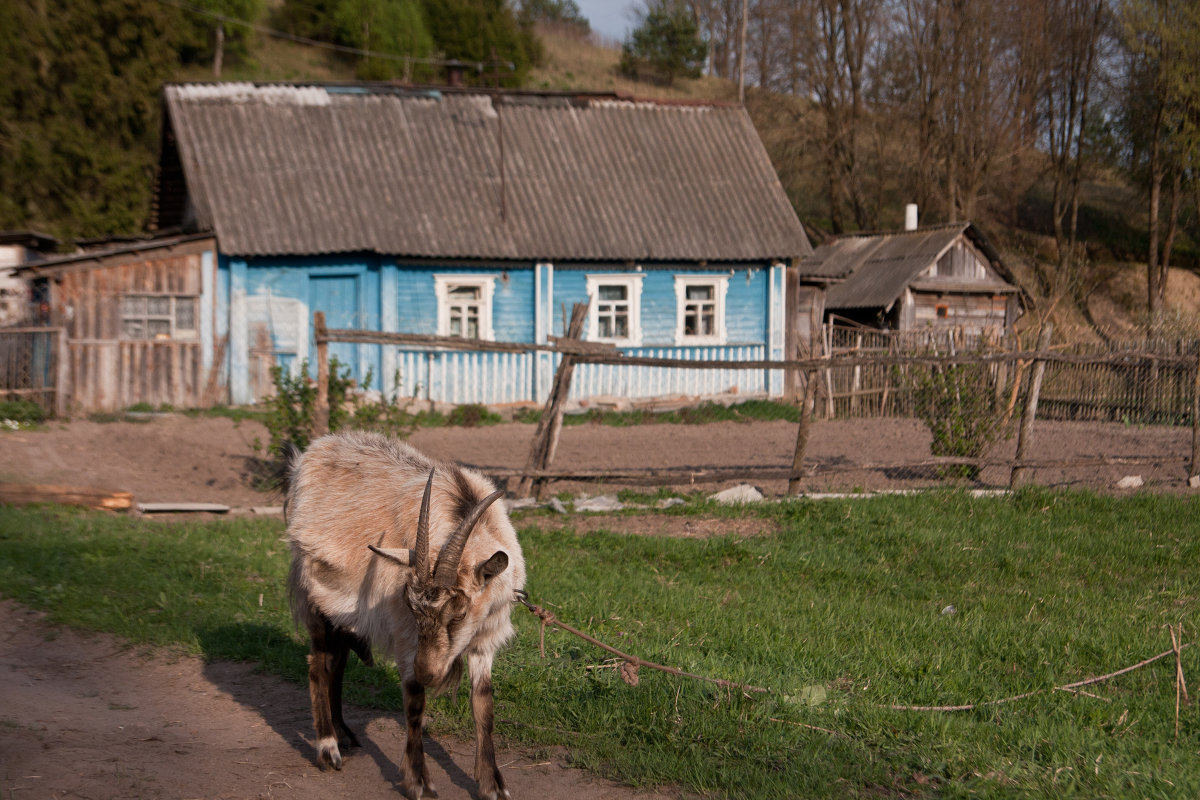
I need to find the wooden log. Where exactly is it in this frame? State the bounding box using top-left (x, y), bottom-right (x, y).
top-left (1011, 325), bottom-right (1054, 490)
top-left (137, 502), bottom-right (230, 514)
top-left (313, 311), bottom-right (330, 438)
top-left (0, 483), bottom-right (133, 511)
top-left (516, 303), bottom-right (588, 499)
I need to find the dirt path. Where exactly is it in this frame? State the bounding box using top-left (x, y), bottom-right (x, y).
top-left (0, 601), bottom-right (679, 800)
top-left (1, 414), bottom-right (1193, 511)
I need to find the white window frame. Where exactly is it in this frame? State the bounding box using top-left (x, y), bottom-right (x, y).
top-left (434, 275), bottom-right (496, 341)
top-left (674, 275), bottom-right (728, 346)
top-left (120, 293), bottom-right (200, 341)
top-left (586, 273), bottom-right (643, 347)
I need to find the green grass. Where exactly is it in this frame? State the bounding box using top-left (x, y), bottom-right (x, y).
top-left (1, 490), bottom-right (1197, 798)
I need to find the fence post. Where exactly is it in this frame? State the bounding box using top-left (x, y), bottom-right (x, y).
top-left (54, 327), bottom-right (70, 418)
top-left (1190, 348), bottom-right (1200, 484)
top-left (517, 303), bottom-right (588, 499)
top-left (1010, 324), bottom-right (1053, 490)
top-left (787, 367), bottom-right (819, 496)
top-left (313, 311), bottom-right (330, 438)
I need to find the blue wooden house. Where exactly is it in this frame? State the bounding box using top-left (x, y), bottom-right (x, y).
top-left (146, 82), bottom-right (813, 407)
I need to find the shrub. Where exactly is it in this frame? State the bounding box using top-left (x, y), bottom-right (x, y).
top-left (904, 361), bottom-right (1008, 480)
top-left (0, 399), bottom-right (47, 427)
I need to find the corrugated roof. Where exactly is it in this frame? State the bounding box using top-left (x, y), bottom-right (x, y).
top-left (156, 84), bottom-right (812, 262)
top-left (808, 223), bottom-right (1011, 310)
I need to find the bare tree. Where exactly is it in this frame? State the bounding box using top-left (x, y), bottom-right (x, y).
top-left (1040, 0), bottom-right (1110, 291)
top-left (1119, 0), bottom-right (1200, 320)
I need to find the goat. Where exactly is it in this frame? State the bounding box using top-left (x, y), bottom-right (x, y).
top-left (285, 430), bottom-right (525, 800)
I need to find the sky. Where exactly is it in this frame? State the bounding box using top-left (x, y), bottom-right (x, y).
top-left (573, 0), bottom-right (639, 44)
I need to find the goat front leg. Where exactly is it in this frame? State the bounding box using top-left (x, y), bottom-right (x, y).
top-left (468, 651), bottom-right (509, 800)
top-left (306, 611), bottom-right (344, 770)
top-left (402, 678), bottom-right (437, 799)
top-left (328, 629), bottom-right (360, 751)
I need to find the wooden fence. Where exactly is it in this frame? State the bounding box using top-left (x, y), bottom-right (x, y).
top-left (314, 312), bottom-right (1200, 497)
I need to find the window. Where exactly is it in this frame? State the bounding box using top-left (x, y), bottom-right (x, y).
top-left (586, 274), bottom-right (643, 346)
top-left (121, 294), bottom-right (198, 340)
top-left (674, 275), bottom-right (728, 345)
top-left (434, 275), bottom-right (495, 340)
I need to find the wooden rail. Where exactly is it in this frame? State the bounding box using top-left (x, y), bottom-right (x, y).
top-left (311, 315), bottom-right (1200, 495)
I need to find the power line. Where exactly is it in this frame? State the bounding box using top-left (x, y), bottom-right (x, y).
top-left (154, 0), bottom-right (489, 70)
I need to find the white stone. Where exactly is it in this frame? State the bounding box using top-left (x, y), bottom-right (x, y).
top-left (576, 495), bottom-right (624, 512)
top-left (710, 484), bottom-right (764, 504)
top-left (1115, 475), bottom-right (1144, 490)
top-left (1189, 475), bottom-right (1200, 490)
top-left (656, 497), bottom-right (686, 509)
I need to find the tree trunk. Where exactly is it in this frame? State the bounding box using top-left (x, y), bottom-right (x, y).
top-left (213, 23), bottom-right (224, 78)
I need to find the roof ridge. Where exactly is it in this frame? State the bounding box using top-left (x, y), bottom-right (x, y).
top-left (834, 221), bottom-right (970, 240)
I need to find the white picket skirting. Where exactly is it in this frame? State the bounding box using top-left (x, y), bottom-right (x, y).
top-left (382, 344), bottom-right (772, 405)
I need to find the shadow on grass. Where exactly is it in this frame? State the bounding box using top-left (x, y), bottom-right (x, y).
top-left (195, 622), bottom-right (476, 796)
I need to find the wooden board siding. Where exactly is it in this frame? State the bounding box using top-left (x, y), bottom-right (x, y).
top-left (910, 291), bottom-right (1009, 334)
top-left (51, 247), bottom-right (211, 412)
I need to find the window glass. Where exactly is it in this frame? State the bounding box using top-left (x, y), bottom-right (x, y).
top-left (174, 298), bottom-right (196, 332)
top-left (436, 277), bottom-right (494, 340)
top-left (120, 294), bottom-right (199, 340)
top-left (683, 285), bottom-right (716, 336)
top-left (674, 276), bottom-right (727, 345)
top-left (586, 275), bottom-right (642, 346)
top-left (596, 284), bottom-right (629, 339)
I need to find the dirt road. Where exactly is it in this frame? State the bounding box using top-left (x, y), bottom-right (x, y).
top-left (0, 601), bottom-right (679, 800)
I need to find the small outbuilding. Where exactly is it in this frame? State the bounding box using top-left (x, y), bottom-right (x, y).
top-left (803, 222), bottom-right (1022, 336)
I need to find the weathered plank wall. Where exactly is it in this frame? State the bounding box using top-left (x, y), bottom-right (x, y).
top-left (54, 249), bottom-right (208, 412)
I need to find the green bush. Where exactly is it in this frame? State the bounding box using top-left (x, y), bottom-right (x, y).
top-left (0, 399), bottom-right (47, 426)
top-left (904, 362), bottom-right (1007, 479)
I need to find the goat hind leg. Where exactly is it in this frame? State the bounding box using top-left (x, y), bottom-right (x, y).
top-left (401, 678), bottom-right (438, 799)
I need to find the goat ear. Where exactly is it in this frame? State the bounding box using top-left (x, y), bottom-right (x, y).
top-left (475, 551), bottom-right (509, 585)
top-left (368, 544), bottom-right (415, 567)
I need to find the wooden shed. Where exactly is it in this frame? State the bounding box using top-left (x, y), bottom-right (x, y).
top-left (14, 233), bottom-right (219, 412)
top-left (803, 222), bottom-right (1022, 335)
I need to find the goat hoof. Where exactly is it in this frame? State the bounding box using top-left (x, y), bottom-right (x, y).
top-left (317, 738), bottom-right (343, 771)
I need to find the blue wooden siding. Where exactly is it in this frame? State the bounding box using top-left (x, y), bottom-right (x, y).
top-left (220, 257), bottom-right (786, 406)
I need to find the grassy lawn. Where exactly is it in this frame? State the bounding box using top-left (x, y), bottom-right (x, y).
top-left (1, 490), bottom-right (1196, 798)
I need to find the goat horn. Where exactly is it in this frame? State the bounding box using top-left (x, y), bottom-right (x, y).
top-left (432, 489), bottom-right (505, 587)
top-left (414, 470), bottom-right (435, 579)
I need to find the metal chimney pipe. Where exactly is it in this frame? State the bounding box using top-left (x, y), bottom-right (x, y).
top-left (904, 204), bottom-right (919, 231)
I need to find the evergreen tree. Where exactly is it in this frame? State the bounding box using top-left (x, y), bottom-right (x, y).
top-left (419, 0), bottom-right (540, 86)
top-left (333, 0), bottom-right (435, 80)
top-left (619, 5), bottom-right (707, 86)
top-left (0, 0), bottom-right (182, 239)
